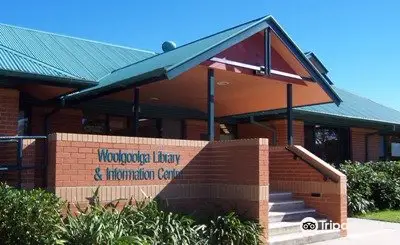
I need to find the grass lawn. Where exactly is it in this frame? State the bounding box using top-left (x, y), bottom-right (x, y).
top-left (357, 210), bottom-right (400, 223)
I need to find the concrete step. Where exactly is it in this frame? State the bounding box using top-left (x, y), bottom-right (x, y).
top-left (269, 221), bottom-right (302, 236)
top-left (269, 209), bottom-right (317, 223)
top-left (269, 229), bottom-right (341, 245)
top-left (269, 192), bottom-right (292, 202)
top-left (268, 219), bottom-right (328, 236)
top-left (269, 200), bottom-right (305, 212)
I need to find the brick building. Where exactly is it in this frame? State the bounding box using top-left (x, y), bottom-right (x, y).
top-left (1, 15), bottom-right (397, 243)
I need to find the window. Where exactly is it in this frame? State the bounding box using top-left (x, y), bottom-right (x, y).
top-left (17, 110), bottom-right (29, 135)
top-left (109, 116), bottom-right (129, 135)
top-left (82, 113), bottom-right (107, 134)
top-left (304, 125), bottom-right (350, 165)
top-left (391, 142), bottom-right (400, 157)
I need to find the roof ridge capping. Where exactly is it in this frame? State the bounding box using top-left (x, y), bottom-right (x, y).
top-left (0, 22), bottom-right (156, 55)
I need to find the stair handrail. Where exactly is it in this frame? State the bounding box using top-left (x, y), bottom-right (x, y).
top-left (285, 145), bottom-right (345, 183)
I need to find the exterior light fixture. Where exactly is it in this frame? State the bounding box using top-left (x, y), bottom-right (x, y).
top-left (217, 81), bottom-right (230, 86)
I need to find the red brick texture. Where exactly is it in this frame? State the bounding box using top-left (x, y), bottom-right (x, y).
top-left (0, 88), bottom-right (19, 135)
top-left (237, 123), bottom-right (274, 140)
top-left (47, 133), bottom-right (269, 240)
top-left (270, 146), bottom-right (347, 237)
top-left (270, 120), bottom-right (304, 146)
top-left (209, 139), bottom-right (269, 239)
top-left (350, 128), bottom-right (380, 162)
top-left (185, 119), bottom-right (220, 140)
top-left (0, 88), bottom-right (19, 185)
top-left (237, 120), bottom-right (304, 146)
top-left (31, 107), bottom-right (84, 135)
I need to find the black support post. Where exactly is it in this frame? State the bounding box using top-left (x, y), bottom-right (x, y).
top-left (207, 69), bottom-right (215, 141)
top-left (264, 27), bottom-right (271, 75)
top-left (287, 83), bottom-right (293, 145)
top-left (132, 87), bottom-right (140, 136)
top-left (16, 138), bottom-right (23, 189)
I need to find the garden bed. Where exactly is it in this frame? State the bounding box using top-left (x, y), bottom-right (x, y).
top-left (0, 184), bottom-right (263, 245)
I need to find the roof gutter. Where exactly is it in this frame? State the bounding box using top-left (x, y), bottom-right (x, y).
top-left (0, 70), bottom-right (97, 88)
top-left (61, 67), bottom-right (167, 104)
top-left (294, 109), bottom-right (400, 128)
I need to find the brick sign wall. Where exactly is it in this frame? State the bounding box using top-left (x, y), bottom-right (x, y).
top-left (47, 133), bottom-right (269, 235)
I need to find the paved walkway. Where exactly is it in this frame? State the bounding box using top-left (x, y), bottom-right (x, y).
top-left (314, 218), bottom-right (400, 245)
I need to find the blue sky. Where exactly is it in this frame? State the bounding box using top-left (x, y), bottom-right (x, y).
top-left (1, 0), bottom-right (400, 109)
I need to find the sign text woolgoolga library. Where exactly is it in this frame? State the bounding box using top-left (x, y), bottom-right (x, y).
top-left (93, 148), bottom-right (182, 181)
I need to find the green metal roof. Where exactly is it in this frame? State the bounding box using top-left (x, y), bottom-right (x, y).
top-left (295, 87), bottom-right (400, 125)
top-left (232, 86), bottom-right (400, 126)
top-left (63, 15), bottom-right (340, 105)
top-left (63, 16), bottom-right (269, 100)
top-left (0, 44), bottom-right (79, 80)
top-left (0, 16), bottom-right (340, 106)
top-left (0, 23), bottom-right (155, 83)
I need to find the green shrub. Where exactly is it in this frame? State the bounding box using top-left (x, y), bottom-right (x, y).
top-left (339, 161), bottom-right (400, 215)
top-left (62, 191), bottom-right (203, 245)
top-left (0, 185), bottom-right (263, 244)
top-left (132, 201), bottom-right (204, 244)
top-left (0, 183), bottom-right (65, 245)
top-left (202, 212), bottom-right (263, 245)
top-left (339, 162), bottom-right (376, 215)
top-left (62, 204), bottom-right (133, 245)
top-left (370, 162), bottom-right (400, 210)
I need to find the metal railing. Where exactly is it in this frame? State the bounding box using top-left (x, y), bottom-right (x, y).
top-left (0, 135), bottom-right (47, 188)
top-left (285, 145), bottom-right (343, 183)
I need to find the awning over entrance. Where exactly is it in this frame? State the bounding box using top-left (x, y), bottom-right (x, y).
top-left (97, 65), bottom-right (336, 117)
top-left (60, 15), bottom-right (340, 118)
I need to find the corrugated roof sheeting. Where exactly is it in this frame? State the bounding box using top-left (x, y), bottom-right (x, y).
top-left (0, 24), bottom-right (155, 81)
top-left (296, 87), bottom-right (400, 125)
top-left (101, 17), bottom-right (264, 86)
top-left (0, 45), bottom-right (78, 79)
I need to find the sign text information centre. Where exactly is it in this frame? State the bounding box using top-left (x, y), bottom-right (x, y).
top-left (95, 149), bottom-right (182, 181)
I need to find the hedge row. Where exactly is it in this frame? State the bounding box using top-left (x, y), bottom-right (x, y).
top-left (339, 161), bottom-right (400, 215)
top-left (0, 184), bottom-right (263, 245)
